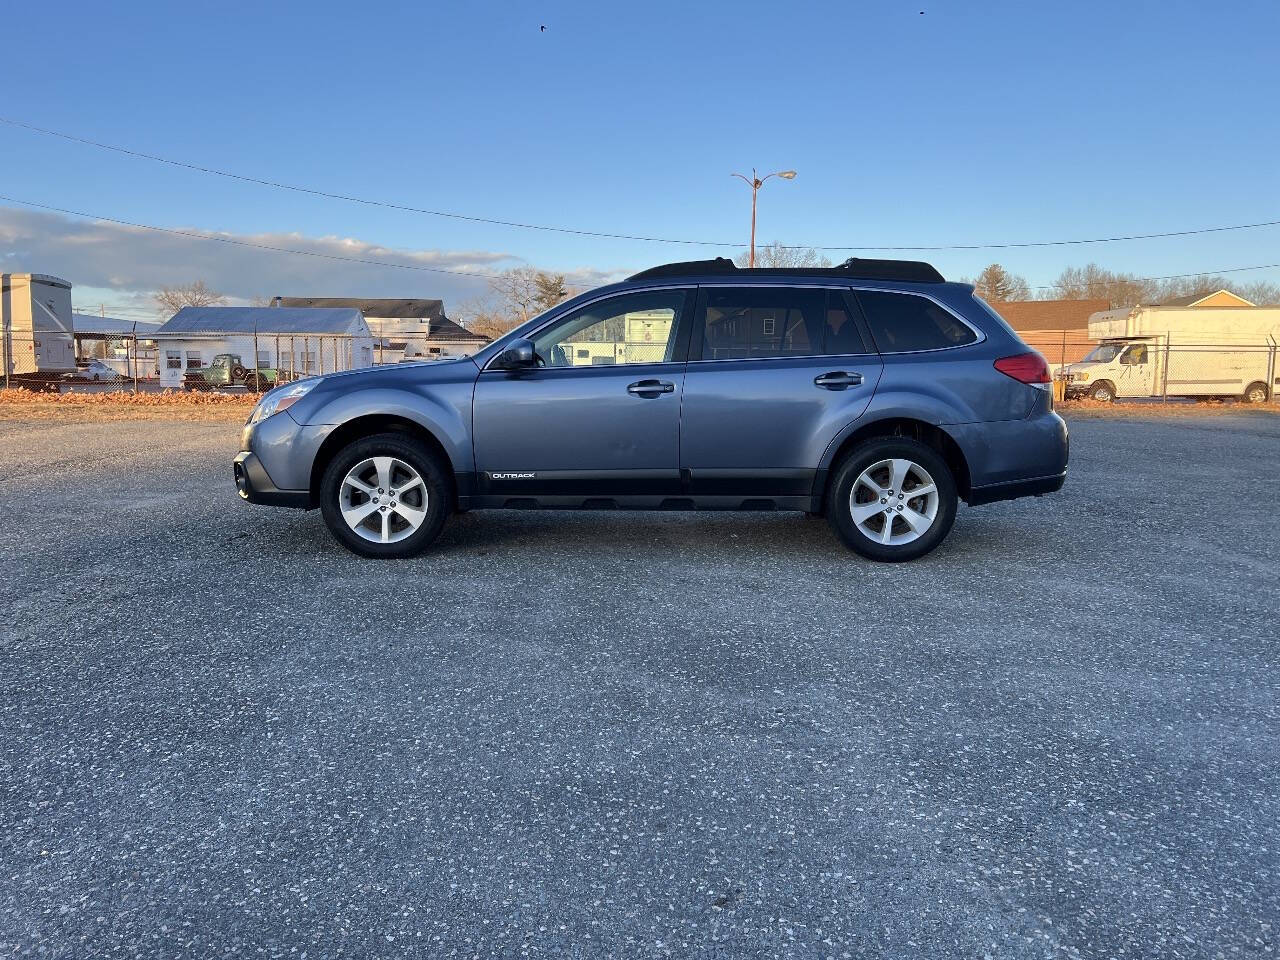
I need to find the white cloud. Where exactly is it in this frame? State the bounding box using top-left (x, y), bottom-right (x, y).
top-left (0, 206), bottom-right (525, 319)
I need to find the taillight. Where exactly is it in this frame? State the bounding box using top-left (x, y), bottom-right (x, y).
top-left (994, 352), bottom-right (1051, 386)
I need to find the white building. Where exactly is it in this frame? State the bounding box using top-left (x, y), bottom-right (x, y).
top-left (152, 307), bottom-right (374, 388)
top-left (271, 297), bottom-right (490, 361)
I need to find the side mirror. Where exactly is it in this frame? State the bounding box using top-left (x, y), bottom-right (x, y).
top-left (494, 338), bottom-right (536, 369)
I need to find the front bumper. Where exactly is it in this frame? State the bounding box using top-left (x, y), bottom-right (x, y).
top-left (233, 451), bottom-right (310, 508)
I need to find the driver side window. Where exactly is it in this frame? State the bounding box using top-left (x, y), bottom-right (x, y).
top-left (532, 290), bottom-right (688, 367)
top-left (1121, 344), bottom-right (1148, 365)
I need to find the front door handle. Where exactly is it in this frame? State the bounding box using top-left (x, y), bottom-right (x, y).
top-left (627, 379), bottom-right (675, 396)
top-left (814, 371), bottom-right (863, 389)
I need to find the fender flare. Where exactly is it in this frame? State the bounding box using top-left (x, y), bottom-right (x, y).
top-left (305, 386), bottom-right (473, 478)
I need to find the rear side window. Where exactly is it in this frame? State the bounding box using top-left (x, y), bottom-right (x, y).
top-left (698, 289), bottom-right (869, 360)
top-left (855, 290), bottom-right (977, 353)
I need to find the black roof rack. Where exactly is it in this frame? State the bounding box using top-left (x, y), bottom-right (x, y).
top-left (627, 256), bottom-right (945, 284)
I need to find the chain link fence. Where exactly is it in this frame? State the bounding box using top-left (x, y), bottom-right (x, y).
top-left (0, 331), bottom-right (388, 394)
top-left (1020, 334), bottom-right (1278, 404)
top-left (4, 324), bottom-right (1278, 405)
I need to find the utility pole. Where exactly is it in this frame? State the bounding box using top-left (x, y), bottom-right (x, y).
top-left (730, 168), bottom-right (796, 267)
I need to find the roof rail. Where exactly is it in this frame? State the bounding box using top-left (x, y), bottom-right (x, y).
top-left (627, 256), bottom-right (945, 284)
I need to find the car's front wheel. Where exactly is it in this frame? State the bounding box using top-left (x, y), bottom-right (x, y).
top-left (828, 438), bottom-right (958, 562)
top-left (319, 433), bottom-right (451, 558)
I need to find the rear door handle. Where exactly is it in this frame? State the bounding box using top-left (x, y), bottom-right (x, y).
top-left (814, 371), bottom-right (863, 389)
top-left (627, 379), bottom-right (675, 396)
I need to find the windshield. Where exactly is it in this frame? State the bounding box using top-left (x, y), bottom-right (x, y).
top-left (1082, 343), bottom-right (1124, 363)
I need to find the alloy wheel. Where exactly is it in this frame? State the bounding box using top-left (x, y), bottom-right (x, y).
top-left (338, 456), bottom-right (429, 544)
top-left (849, 458), bottom-right (940, 546)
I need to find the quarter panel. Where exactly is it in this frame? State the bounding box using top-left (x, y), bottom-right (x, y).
top-left (873, 349), bottom-right (1035, 425)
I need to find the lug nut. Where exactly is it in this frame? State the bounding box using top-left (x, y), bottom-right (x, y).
top-left (378, 488), bottom-right (384, 494)
top-left (390, 501), bottom-right (397, 508)
top-left (880, 497), bottom-right (887, 504)
top-left (896, 505), bottom-right (904, 511)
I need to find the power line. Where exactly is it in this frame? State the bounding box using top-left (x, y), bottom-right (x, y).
top-left (4, 115), bottom-right (1280, 253)
top-left (0, 117), bottom-right (722, 247)
top-left (2, 192), bottom-right (1277, 294)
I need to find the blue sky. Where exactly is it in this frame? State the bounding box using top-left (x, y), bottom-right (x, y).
top-left (2, 0), bottom-right (1278, 318)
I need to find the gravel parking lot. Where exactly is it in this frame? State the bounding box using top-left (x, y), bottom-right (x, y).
top-left (2, 412), bottom-right (1277, 958)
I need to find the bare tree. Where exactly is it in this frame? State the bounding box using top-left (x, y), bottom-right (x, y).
top-left (1045, 264), bottom-right (1280, 307)
top-left (454, 296), bottom-right (514, 340)
top-left (1043, 264), bottom-right (1146, 307)
top-left (455, 268), bottom-right (579, 339)
top-left (969, 263), bottom-right (1031, 302)
top-left (154, 280), bottom-right (226, 317)
top-left (1239, 280), bottom-right (1280, 305)
top-left (534, 272), bottom-right (570, 310)
top-left (734, 242), bottom-right (832, 269)
top-left (1148, 275), bottom-right (1280, 305)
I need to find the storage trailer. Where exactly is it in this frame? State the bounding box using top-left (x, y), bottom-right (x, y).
top-left (1, 273), bottom-right (77, 390)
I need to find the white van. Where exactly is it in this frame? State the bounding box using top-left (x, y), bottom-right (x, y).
top-left (1065, 303), bottom-right (1279, 402)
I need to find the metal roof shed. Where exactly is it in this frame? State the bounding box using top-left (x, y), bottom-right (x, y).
top-left (153, 307), bottom-right (375, 387)
top-left (156, 306), bottom-right (370, 336)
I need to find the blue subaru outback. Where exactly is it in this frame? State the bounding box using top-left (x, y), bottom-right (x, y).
top-left (234, 258), bottom-right (1067, 561)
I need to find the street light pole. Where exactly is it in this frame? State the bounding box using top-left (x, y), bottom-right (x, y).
top-left (731, 168), bottom-right (797, 267)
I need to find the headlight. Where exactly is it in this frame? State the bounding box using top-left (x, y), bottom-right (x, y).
top-left (248, 379), bottom-right (317, 425)
top-left (1073, 371), bottom-right (1088, 382)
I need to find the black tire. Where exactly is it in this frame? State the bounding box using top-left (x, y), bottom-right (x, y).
top-left (827, 437), bottom-right (958, 562)
top-left (1243, 381), bottom-right (1269, 404)
top-left (1089, 381), bottom-right (1116, 402)
top-left (319, 432), bottom-right (452, 559)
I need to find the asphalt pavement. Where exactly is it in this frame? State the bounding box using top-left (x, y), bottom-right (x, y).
top-left (1, 412), bottom-right (1277, 958)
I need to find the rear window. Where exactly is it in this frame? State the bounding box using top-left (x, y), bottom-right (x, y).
top-left (698, 289), bottom-right (869, 360)
top-left (856, 290), bottom-right (977, 353)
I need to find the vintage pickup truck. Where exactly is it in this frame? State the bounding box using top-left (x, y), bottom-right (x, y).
top-left (183, 353), bottom-right (290, 392)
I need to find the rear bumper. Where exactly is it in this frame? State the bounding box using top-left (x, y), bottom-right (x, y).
top-left (948, 408), bottom-right (1069, 505)
top-left (967, 470), bottom-right (1066, 506)
top-left (233, 451), bottom-right (310, 508)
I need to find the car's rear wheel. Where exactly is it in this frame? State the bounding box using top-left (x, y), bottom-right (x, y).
top-left (1243, 381), bottom-right (1269, 404)
top-left (319, 433), bottom-right (451, 558)
top-left (828, 438), bottom-right (957, 562)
